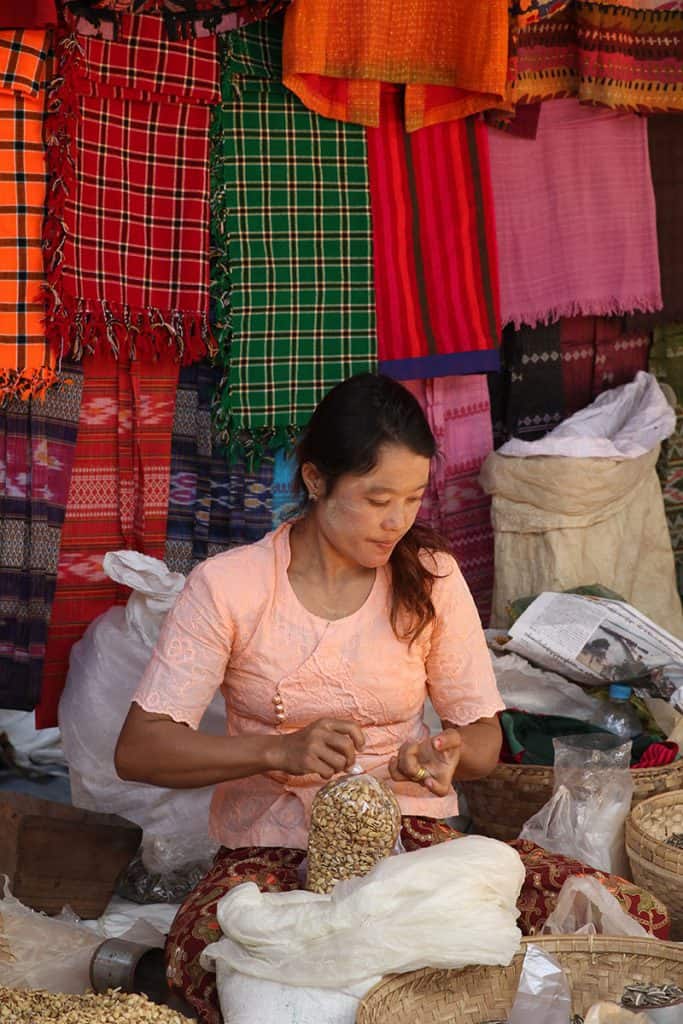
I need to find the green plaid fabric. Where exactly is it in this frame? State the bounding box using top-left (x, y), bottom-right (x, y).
top-left (211, 17), bottom-right (376, 457)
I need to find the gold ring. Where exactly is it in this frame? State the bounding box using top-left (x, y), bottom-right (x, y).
top-left (412, 767), bottom-right (428, 783)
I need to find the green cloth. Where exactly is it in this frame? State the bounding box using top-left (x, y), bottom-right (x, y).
top-left (211, 18), bottom-right (376, 459)
top-left (649, 324), bottom-right (683, 597)
top-left (500, 710), bottom-right (657, 767)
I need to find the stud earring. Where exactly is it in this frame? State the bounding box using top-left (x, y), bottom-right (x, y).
top-left (308, 491), bottom-right (318, 502)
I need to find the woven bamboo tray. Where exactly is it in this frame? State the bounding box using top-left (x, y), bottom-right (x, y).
top-left (626, 789), bottom-right (683, 942)
top-left (460, 759), bottom-right (683, 842)
top-left (356, 935), bottom-right (683, 1024)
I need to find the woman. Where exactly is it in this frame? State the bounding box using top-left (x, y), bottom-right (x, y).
top-left (115, 373), bottom-right (502, 1019)
top-left (115, 373), bottom-right (667, 1021)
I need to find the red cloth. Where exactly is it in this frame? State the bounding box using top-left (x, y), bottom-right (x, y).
top-left (560, 316), bottom-right (650, 416)
top-left (367, 86), bottom-right (501, 381)
top-left (0, 1), bottom-right (56, 27)
top-left (632, 742), bottom-right (679, 769)
top-left (43, 17), bottom-right (219, 367)
top-left (36, 347), bottom-right (179, 728)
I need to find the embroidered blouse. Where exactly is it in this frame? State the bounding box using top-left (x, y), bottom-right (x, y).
top-left (133, 522), bottom-right (503, 849)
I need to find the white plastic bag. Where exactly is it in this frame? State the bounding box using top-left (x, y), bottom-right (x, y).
top-left (59, 551), bottom-right (225, 847)
top-left (508, 945), bottom-right (573, 1024)
top-left (585, 1004), bottom-right (652, 1024)
top-left (498, 372), bottom-right (675, 459)
top-left (491, 651), bottom-right (605, 723)
top-left (0, 880), bottom-right (102, 993)
top-left (519, 734), bottom-right (634, 875)
top-left (201, 837), bottom-right (524, 993)
top-left (215, 971), bottom-right (372, 1024)
top-left (541, 877), bottom-right (649, 938)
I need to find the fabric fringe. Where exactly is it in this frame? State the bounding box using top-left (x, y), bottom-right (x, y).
top-left (0, 365), bottom-right (67, 406)
top-left (505, 295), bottom-right (664, 331)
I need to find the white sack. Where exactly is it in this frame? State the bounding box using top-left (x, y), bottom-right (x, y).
top-left (498, 372), bottom-right (675, 459)
top-left (201, 836), bottom-right (524, 990)
top-left (491, 651), bottom-right (605, 723)
top-left (214, 971), bottom-right (373, 1024)
top-left (480, 445), bottom-right (683, 637)
top-left (59, 551), bottom-right (225, 844)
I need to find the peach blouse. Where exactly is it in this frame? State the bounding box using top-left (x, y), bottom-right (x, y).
top-left (133, 522), bottom-right (503, 850)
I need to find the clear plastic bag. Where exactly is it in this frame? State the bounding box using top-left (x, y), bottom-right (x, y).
top-left (0, 879), bottom-right (102, 993)
top-left (519, 734), bottom-right (634, 875)
top-left (541, 877), bottom-right (648, 937)
top-left (305, 766), bottom-right (402, 894)
top-left (508, 945), bottom-right (572, 1024)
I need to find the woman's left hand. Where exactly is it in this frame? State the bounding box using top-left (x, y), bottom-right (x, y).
top-left (388, 730), bottom-right (462, 797)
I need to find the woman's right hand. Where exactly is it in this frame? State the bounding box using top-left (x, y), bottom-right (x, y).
top-left (272, 718), bottom-right (366, 779)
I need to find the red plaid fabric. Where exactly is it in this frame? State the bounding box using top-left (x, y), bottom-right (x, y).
top-left (44, 17), bottom-right (219, 367)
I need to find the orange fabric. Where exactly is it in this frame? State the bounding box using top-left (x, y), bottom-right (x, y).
top-left (282, 0), bottom-right (509, 132)
top-left (0, 30), bottom-right (55, 402)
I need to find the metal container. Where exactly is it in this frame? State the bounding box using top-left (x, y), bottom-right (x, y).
top-left (90, 938), bottom-right (168, 1005)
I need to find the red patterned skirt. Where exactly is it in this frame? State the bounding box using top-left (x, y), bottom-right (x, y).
top-left (165, 819), bottom-right (670, 1024)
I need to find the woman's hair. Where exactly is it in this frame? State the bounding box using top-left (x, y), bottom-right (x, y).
top-left (296, 373), bottom-right (451, 644)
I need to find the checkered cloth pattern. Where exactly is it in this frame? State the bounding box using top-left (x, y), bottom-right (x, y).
top-left (43, 16), bottom-right (220, 367)
top-left (0, 29), bottom-right (55, 402)
top-left (211, 18), bottom-right (376, 457)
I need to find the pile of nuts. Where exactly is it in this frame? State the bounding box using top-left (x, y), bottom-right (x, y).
top-left (306, 769), bottom-right (402, 894)
top-left (0, 987), bottom-right (191, 1023)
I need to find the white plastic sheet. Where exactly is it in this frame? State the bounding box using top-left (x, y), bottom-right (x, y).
top-left (202, 837), bottom-right (524, 989)
top-left (498, 372), bottom-right (675, 459)
top-left (59, 551), bottom-right (225, 852)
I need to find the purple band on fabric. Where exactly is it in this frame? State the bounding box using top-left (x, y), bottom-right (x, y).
top-left (379, 348), bottom-right (500, 381)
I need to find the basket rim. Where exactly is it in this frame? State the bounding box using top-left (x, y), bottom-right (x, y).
top-left (357, 935), bottom-right (683, 1020)
top-left (626, 788), bottom-right (683, 844)
top-left (482, 761), bottom-right (683, 780)
top-left (625, 838), bottom-right (683, 880)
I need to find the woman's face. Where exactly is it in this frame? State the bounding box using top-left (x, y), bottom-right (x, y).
top-left (305, 443), bottom-right (431, 569)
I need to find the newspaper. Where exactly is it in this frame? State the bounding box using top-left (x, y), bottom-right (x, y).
top-left (506, 593), bottom-right (683, 697)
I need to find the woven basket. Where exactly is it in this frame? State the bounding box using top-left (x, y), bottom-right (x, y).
top-left (356, 935), bottom-right (683, 1024)
top-left (460, 759), bottom-right (683, 842)
top-left (626, 789), bottom-right (683, 942)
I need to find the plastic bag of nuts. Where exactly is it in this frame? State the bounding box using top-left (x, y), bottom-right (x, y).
top-left (306, 765), bottom-right (402, 894)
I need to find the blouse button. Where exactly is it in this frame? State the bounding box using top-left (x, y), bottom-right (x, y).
top-left (275, 711), bottom-right (286, 722)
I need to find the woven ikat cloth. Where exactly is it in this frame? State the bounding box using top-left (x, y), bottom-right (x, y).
top-left (211, 18), bottom-right (376, 454)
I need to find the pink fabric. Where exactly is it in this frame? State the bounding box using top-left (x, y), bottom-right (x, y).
top-left (405, 376), bottom-right (494, 626)
top-left (488, 99), bottom-right (662, 330)
top-left (133, 522), bottom-right (503, 849)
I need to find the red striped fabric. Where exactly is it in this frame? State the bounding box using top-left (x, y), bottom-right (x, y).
top-left (366, 86), bottom-right (501, 380)
top-left (36, 346), bottom-right (179, 728)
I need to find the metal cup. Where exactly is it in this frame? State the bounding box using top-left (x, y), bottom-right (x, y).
top-left (90, 938), bottom-right (167, 1005)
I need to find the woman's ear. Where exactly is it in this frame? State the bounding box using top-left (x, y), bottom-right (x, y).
top-left (300, 461), bottom-right (325, 502)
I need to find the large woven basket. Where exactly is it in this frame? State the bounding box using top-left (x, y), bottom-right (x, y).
top-left (626, 789), bottom-right (683, 941)
top-left (460, 759), bottom-right (683, 842)
top-left (356, 935), bottom-right (683, 1024)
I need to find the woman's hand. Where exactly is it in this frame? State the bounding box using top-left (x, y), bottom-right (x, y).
top-left (389, 730), bottom-right (462, 797)
top-left (272, 718), bottom-right (366, 779)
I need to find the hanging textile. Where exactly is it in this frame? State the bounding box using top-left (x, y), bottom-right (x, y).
top-left (271, 447), bottom-right (299, 527)
top-left (0, 369), bottom-right (83, 711)
top-left (506, 1), bottom-right (683, 114)
top-left (64, 1), bottom-right (291, 40)
top-left (627, 116), bottom-right (683, 331)
top-left (0, 2), bottom-right (57, 28)
top-left (560, 317), bottom-right (651, 416)
top-left (211, 18), bottom-right (376, 458)
top-left (37, 348), bottom-right (179, 727)
top-left (366, 87), bottom-right (500, 381)
top-left (404, 377), bottom-right (495, 625)
top-left (649, 325), bottom-right (683, 597)
top-left (43, 17), bottom-right (219, 369)
top-left (489, 323), bottom-right (565, 448)
top-left (488, 99), bottom-right (662, 329)
top-left (165, 362), bottom-right (274, 577)
top-left (0, 29), bottom-right (56, 402)
top-left (281, 0), bottom-right (509, 133)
